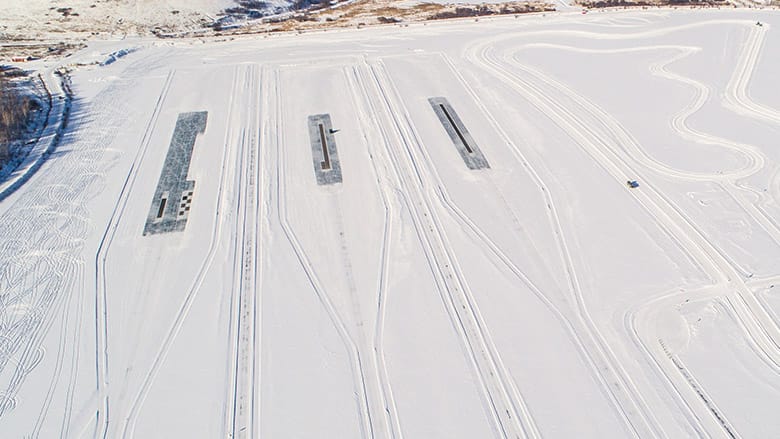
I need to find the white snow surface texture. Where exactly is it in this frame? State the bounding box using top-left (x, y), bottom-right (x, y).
top-left (2, 7), bottom-right (780, 439)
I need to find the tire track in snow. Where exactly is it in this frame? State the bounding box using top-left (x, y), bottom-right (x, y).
top-left (437, 52), bottom-right (673, 436)
top-left (228, 63), bottom-right (262, 439)
top-left (364, 59), bottom-right (536, 439)
top-left (119, 66), bottom-right (242, 439)
top-left (93, 69), bottom-right (175, 439)
top-left (470, 25), bottom-right (780, 437)
top-left (516, 26), bottom-right (780, 370)
top-left (31, 258), bottom-right (84, 438)
top-left (378, 53), bottom-right (548, 438)
top-left (724, 24), bottom-right (780, 126)
top-left (501, 44), bottom-right (773, 276)
top-left (720, 23), bottom-right (780, 282)
top-left (347, 62), bottom-right (411, 439)
top-left (625, 286), bottom-right (719, 438)
top-left (270, 68), bottom-right (376, 439)
top-left (470, 42), bottom-right (664, 439)
top-left (658, 337), bottom-right (739, 439)
top-left (507, 43), bottom-right (762, 181)
top-left (0, 68), bottom-right (126, 437)
top-left (508, 32), bottom-right (780, 362)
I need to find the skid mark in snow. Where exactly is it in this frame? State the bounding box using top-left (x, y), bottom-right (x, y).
top-left (0, 75), bottom-right (126, 436)
top-left (271, 68), bottom-right (376, 439)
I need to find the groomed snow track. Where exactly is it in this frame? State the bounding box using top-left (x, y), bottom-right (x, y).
top-left (2, 9), bottom-right (780, 439)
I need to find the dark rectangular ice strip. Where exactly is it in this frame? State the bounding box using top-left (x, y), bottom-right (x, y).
top-left (143, 111), bottom-right (208, 235)
top-left (429, 97), bottom-right (489, 170)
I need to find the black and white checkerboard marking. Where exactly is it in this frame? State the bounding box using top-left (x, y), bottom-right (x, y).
top-left (178, 191), bottom-right (194, 217)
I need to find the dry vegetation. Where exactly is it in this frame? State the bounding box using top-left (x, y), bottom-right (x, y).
top-left (219, 0), bottom-right (554, 34)
top-left (577, 0), bottom-right (727, 7)
top-left (1, 0), bottom-right (218, 42)
top-left (428, 3), bottom-right (553, 19)
top-left (3, 0), bottom-right (555, 59)
top-left (0, 76), bottom-right (38, 161)
top-left (0, 43), bottom-right (85, 64)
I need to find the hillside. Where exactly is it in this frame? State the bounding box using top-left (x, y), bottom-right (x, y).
top-left (0, 0), bottom-right (237, 39)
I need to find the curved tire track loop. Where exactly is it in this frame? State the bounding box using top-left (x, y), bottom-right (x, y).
top-left (625, 286), bottom-right (776, 438)
top-left (625, 282), bottom-right (773, 438)
top-left (0, 68), bottom-right (126, 436)
top-left (364, 59), bottom-right (537, 439)
top-left (623, 22), bottom-right (780, 376)
top-left (115, 65), bottom-right (242, 438)
top-left (476, 21), bottom-right (780, 241)
top-left (500, 37), bottom-right (780, 434)
top-left (625, 286), bottom-right (720, 438)
top-left (503, 43), bottom-right (763, 181)
top-left (521, 23), bottom-right (780, 336)
top-left (723, 24), bottom-right (780, 126)
top-left (270, 68), bottom-right (376, 439)
top-left (505, 43), bottom-right (779, 278)
top-left (467, 19), bottom-right (780, 438)
top-left (721, 22), bottom-right (780, 281)
top-left (477, 26), bottom-right (780, 280)
top-left (527, 28), bottom-right (780, 346)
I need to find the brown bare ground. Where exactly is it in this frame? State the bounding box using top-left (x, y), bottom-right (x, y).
top-left (0, 43), bottom-right (85, 62)
top-left (227, 0), bottom-right (552, 34)
top-left (576, 0), bottom-right (727, 7)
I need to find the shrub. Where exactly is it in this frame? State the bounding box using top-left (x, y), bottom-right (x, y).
top-left (0, 77), bottom-right (36, 158)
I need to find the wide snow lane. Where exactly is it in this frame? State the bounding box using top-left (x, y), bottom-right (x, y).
top-left (101, 65), bottom-right (239, 438)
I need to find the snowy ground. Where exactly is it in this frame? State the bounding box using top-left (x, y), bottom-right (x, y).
top-left (1, 7), bottom-right (780, 439)
top-left (0, 0), bottom-right (234, 39)
top-left (0, 0), bottom-right (557, 42)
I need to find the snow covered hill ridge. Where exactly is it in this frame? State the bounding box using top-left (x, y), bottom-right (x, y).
top-left (0, 0), bottom-right (298, 40)
top-left (0, 0), bottom-right (557, 47)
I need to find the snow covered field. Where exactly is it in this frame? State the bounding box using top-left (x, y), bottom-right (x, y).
top-left (1, 8), bottom-right (780, 438)
top-left (0, 0), bottom-right (235, 38)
